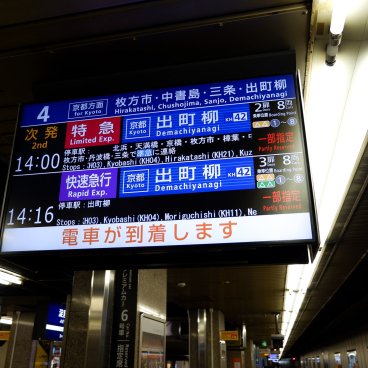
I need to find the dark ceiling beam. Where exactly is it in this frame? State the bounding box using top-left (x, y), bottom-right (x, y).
top-left (0, 4), bottom-right (308, 59)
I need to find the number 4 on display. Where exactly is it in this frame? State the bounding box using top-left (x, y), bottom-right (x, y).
top-left (37, 106), bottom-right (50, 122)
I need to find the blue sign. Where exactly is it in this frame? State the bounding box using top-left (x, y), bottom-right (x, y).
top-left (119, 157), bottom-right (255, 198)
top-left (44, 303), bottom-right (66, 341)
top-left (123, 104), bottom-right (251, 142)
top-left (19, 75), bottom-right (295, 127)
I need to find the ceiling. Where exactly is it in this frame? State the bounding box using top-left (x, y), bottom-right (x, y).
top-left (0, 0), bottom-right (367, 359)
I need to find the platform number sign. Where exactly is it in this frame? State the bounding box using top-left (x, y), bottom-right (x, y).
top-left (37, 105), bottom-right (50, 122)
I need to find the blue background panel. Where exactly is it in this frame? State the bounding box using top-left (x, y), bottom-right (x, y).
top-left (119, 157), bottom-right (255, 198)
top-left (123, 104), bottom-right (251, 142)
top-left (19, 74), bottom-right (295, 127)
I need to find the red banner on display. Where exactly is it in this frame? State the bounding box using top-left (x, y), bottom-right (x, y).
top-left (65, 117), bottom-right (121, 148)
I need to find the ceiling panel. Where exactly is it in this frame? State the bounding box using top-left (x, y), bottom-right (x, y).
top-left (168, 265), bottom-right (286, 344)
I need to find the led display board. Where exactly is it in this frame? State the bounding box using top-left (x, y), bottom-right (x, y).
top-left (0, 73), bottom-right (318, 264)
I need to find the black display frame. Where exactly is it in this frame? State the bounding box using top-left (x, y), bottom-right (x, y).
top-left (0, 55), bottom-right (319, 271)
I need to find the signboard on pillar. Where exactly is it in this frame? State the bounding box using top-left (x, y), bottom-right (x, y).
top-left (110, 269), bottom-right (138, 368)
top-left (0, 65), bottom-right (319, 268)
top-left (32, 302), bottom-right (66, 341)
top-left (220, 330), bottom-right (239, 341)
top-left (0, 331), bottom-right (10, 341)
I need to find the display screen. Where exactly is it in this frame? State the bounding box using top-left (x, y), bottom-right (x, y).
top-left (0, 73), bottom-right (318, 255)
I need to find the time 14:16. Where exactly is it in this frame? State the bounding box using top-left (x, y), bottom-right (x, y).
top-left (15, 153), bottom-right (61, 172)
top-left (7, 206), bottom-right (54, 226)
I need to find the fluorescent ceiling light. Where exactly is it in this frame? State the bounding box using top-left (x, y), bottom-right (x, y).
top-left (0, 316), bottom-right (13, 325)
top-left (330, 0), bottom-right (347, 34)
top-left (0, 268), bottom-right (23, 285)
top-left (326, 0), bottom-right (348, 66)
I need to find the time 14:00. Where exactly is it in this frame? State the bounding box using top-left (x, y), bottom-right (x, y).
top-left (15, 154), bottom-right (60, 172)
top-left (7, 207), bottom-right (54, 225)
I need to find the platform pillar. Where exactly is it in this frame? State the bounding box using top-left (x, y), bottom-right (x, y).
top-left (188, 308), bottom-right (226, 368)
top-left (61, 269), bottom-right (167, 368)
top-left (4, 311), bottom-right (35, 368)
